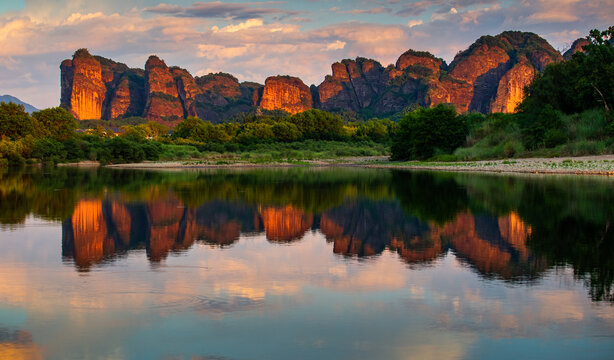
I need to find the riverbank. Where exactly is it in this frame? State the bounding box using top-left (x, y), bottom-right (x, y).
top-left (103, 155), bottom-right (614, 175)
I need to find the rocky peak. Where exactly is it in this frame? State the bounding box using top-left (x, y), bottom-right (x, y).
top-left (143, 55), bottom-right (184, 124)
top-left (395, 50), bottom-right (444, 75)
top-left (145, 56), bottom-right (178, 97)
top-left (196, 72), bottom-right (241, 98)
top-left (256, 75), bottom-right (312, 114)
top-left (563, 38), bottom-right (590, 60)
top-left (331, 62), bottom-right (350, 81)
top-left (60, 49), bottom-right (107, 120)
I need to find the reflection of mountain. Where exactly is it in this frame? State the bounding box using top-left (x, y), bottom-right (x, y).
top-left (260, 205), bottom-right (313, 243)
top-left (63, 197), bottom-right (261, 269)
top-left (62, 195), bottom-right (540, 281)
top-left (437, 212), bottom-right (544, 280)
top-left (320, 199), bottom-right (542, 281)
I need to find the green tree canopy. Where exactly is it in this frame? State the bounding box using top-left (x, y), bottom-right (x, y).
top-left (0, 102), bottom-right (36, 140)
top-left (519, 26), bottom-right (614, 117)
top-left (31, 107), bottom-right (77, 141)
top-left (390, 104), bottom-right (466, 160)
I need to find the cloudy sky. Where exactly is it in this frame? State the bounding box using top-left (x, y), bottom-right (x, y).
top-left (0, 0), bottom-right (611, 109)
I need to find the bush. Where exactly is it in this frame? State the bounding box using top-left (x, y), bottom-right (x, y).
top-left (32, 138), bottom-right (66, 163)
top-left (390, 104), bottom-right (466, 160)
top-left (544, 128), bottom-right (568, 148)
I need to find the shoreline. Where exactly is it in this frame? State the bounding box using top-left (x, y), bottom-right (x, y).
top-left (101, 155), bottom-right (614, 176)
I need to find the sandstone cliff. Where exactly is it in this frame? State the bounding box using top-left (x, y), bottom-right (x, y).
top-left (60, 49), bottom-right (107, 120)
top-left (255, 76), bottom-right (313, 114)
top-left (60, 30), bottom-right (567, 122)
top-left (563, 38), bottom-right (590, 60)
top-left (60, 51), bottom-right (260, 124)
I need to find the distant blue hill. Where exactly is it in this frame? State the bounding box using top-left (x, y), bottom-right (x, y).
top-left (0, 95), bottom-right (38, 114)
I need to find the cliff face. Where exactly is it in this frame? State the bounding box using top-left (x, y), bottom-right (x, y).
top-left (60, 51), bottom-right (261, 125)
top-left (563, 38), bottom-right (590, 60)
top-left (318, 58), bottom-right (388, 111)
top-left (490, 60), bottom-right (536, 113)
top-left (60, 49), bottom-right (107, 120)
top-left (255, 76), bottom-right (313, 114)
top-left (60, 31), bottom-right (566, 122)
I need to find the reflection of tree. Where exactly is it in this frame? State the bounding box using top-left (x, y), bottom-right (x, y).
top-left (517, 181), bottom-right (614, 302)
top-left (391, 171), bottom-right (468, 224)
top-left (3, 166), bottom-right (614, 301)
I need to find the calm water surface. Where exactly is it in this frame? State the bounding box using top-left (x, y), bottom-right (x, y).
top-left (0, 167), bottom-right (613, 359)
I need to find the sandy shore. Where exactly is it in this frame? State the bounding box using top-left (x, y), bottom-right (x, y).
top-left (102, 155), bottom-right (614, 176)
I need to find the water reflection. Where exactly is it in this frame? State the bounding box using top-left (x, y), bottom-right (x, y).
top-left (0, 328), bottom-right (42, 360)
top-left (1, 167), bottom-right (614, 303)
top-left (1, 167), bottom-right (614, 359)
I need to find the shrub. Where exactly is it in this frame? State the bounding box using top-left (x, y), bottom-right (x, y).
top-left (390, 104), bottom-right (466, 160)
top-left (32, 138), bottom-right (66, 163)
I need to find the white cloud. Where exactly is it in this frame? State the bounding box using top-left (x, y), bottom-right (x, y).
top-left (324, 40), bottom-right (346, 51)
top-left (407, 19), bottom-right (423, 28)
top-left (213, 18), bottom-right (263, 33)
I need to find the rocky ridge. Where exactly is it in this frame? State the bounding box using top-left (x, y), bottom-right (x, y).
top-left (60, 31), bottom-right (586, 124)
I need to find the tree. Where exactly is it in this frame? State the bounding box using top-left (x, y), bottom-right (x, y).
top-left (32, 107), bottom-right (77, 141)
top-left (390, 104), bottom-right (466, 160)
top-left (0, 102), bottom-right (35, 140)
top-left (172, 117), bottom-right (228, 142)
top-left (272, 121), bottom-right (302, 142)
top-left (287, 109), bottom-right (344, 140)
top-left (519, 26), bottom-right (614, 117)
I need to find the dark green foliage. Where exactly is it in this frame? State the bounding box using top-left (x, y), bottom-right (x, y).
top-left (286, 109), bottom-right (345, 140)
top-left (32, 138), bottom-right (67, 163)
top-left (271, 121), bottom-right (301, 142)
top-left (390, 104), bottom-right (467, 160)
top-left (32, 107), bottom-right (77, 141)
top-left (172, 117), bottom-right (229, 142)
top-left (519, 26), bottom-right (614, 116)
top-left (0, 102), bottom-right (35, 139)
top-left (519, 105), bottom-right (565, 149)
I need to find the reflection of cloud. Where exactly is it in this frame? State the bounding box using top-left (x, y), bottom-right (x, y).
top-left (1, 216), bottom-right (614, 358)
top-left (0, 328), bottom-right (43, 360)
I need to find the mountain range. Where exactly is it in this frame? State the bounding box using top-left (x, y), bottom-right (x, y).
top-left (0, 95), bottom-right (38, 114)
top-left (59, 31), bottom-right (589, 125)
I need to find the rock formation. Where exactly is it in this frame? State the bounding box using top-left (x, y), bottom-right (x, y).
top-left (60, 49), bottom-right (107, 120)
top-left (255, 76), bottom-right (313, 114)
top-left (60, 30), bottom-right (568, 123)
top-left (490, 60), bottom-right (536, 113)
top-left (563, 38), bottom-right (590, 60)
top-left (143, 56), bottom-right (185, 126)
top-left (60, 51), bottom-right (260, 125)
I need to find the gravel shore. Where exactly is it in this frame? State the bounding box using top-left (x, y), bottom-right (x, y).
top-left (105, 155), bottom-right (614, 176)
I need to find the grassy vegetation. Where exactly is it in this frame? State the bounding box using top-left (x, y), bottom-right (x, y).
top-left (452, 108), bottom-right (613, 161)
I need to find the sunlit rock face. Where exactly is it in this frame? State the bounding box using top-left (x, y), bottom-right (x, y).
top-left (255, 76), bottom-right (313, 114)
top-left (260, 205), bottom-right (313, 242)
top-left (142, 56), bottom-right (185, 126)
top-left (60, 49), bottom-right (106, 120)
top-left (563, 38), bottom-right (591, 60)
top-left (490, 60), bottom-right (536, 113)
top-left (61, 31), bottom-right (565, 120)
top-left (317, 58), bottom-right (388, 111)
top-left (447, 31), bottom-right (562, 113)
top-left (60, 51), bottom-right (261, 125)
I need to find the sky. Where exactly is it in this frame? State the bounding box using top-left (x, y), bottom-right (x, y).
top-left (0, 0), bottom-right (611, 109)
